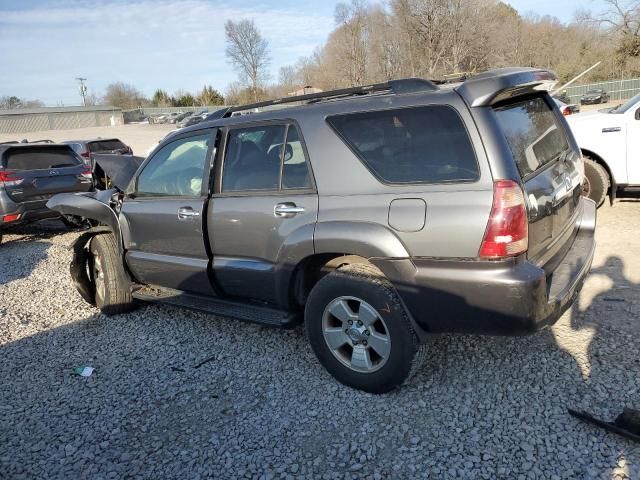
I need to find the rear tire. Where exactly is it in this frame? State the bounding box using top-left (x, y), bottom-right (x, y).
top-left (582, 156), bottom-right (609, 207)
top-left (305, 263), bottom-right (424, 393)
top-left (89, 233), bottom-right (135, 315)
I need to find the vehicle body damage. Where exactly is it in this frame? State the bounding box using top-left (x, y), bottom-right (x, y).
top-left (47, 68), bottom-right (597, 393)
top-left (46, 152), bottom-right (140, 303)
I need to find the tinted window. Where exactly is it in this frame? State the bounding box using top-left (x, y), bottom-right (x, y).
top-left (222, 125), bottom-right (286, 192)
top-left (327, 105), bottom-right (478, 184)
top-left (493, 96), bottom-right (570, 177)
top-left (281, 126), bottom-right (312, 189)
top-left (89, 140), bottom-right (128, 153)
top-left (137, 133), bottom-right (211, 196)
top-left (4, 147), bottom-right (80, 170)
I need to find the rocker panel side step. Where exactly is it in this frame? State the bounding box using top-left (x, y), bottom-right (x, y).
top-left (132, 286), bottom-right (299, 328)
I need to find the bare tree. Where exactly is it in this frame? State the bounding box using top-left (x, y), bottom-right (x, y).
top-left (225, 19), bottom-right (270, 102)
top-left (103, 82), bottom-right (148, 109)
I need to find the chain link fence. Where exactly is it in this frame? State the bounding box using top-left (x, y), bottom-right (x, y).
top-left (565, 78), bottom-right (640, 103)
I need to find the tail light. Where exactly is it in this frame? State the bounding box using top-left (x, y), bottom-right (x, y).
top-left (81, 150), bottom-right (90, 159)
top-left (562, 106), bottom-right (571, 116)
top-left (80, 165), bottom-right (93, 179)
top-left (0, 170), bottom-right (24, 187)
top-left (3, 213), bottom-right (21, 223)
top-left (479, 180), bottom-right (528, 258)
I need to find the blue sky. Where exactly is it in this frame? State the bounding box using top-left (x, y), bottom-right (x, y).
top-left (0, 0), bottom-right (603, 106)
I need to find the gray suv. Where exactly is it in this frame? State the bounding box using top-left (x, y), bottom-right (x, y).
top-left (48, 68), bottom-right (596, 393)
top-left (0, 143), bottom-right (93, 244)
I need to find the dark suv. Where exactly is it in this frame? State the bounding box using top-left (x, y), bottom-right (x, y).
top-left (48, 68), bottom-right (596, 393)
top-left (0, 143), bottom-right (93, 243)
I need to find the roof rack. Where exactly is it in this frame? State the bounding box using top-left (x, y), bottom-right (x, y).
top-left (222, 78), bottom-right (438, 117)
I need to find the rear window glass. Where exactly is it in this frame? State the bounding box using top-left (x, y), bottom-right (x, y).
top-left (4, 147), bottom-right (80, 170)
top-left (327, 105), bottom-right (478, 184)
top-left (493, 96), bottom-right (570, 177)
top-left (89, 140), bottom-right (127, 153)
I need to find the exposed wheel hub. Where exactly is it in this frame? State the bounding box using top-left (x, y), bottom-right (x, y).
top-left (345, 323), bottom-right (369, 345)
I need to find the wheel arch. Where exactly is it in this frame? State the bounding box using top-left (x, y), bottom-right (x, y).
top-left (581, 148), bottom-right (616, 203)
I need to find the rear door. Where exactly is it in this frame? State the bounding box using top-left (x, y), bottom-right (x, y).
top-left (208, 121), bottom-right (318, 305)
top-left (120, 129), bottom-right (217, 295)
top-left (2, 145), bottom-right (91, 204)
top-left (493, 95), bottom-right (583, 265)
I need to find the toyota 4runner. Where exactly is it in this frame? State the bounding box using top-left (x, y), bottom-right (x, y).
top-left (48, 68), bottom-right (596, 393)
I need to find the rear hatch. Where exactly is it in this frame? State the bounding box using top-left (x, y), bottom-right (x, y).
top-left (1, 145), bottom-right (92, 204)
top-left (492, 94), bottom-right (583, 268)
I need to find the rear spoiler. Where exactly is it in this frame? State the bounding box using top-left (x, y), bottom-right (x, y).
top-left (455, 67), bottom-right (557, 107)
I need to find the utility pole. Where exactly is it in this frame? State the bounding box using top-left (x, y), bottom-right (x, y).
top-left (76, 77), bottom-right (88, 106)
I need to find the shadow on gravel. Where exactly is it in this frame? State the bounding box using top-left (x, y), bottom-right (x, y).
top-left (0, 257), bottom-right (638, 479)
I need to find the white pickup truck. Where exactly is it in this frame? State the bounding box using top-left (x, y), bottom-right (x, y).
top-left (567, 93), bottom-right (640, 206)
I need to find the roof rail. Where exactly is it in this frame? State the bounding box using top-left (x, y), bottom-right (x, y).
top-left (223, 78), bottom-right (438, 117)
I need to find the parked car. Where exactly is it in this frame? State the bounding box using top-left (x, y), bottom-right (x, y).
top-left (553, 91), bottom-right (571, 104)
top-left (62, 138), bottom-right (134, 189)
top-left (567, 92), bottom-right (640, 206)
top-left (48, 68), bottom-right (596, 393)
top-left (63, 138), bottom-right (133, 161)
top-left (165, 112), bottom-right (184, 124)
top-left (580, 89), bottom-right (609, 105)
top-left (172, 111), bottom-right (194, 124)
top-left (177, 113), bottom-right (207, 129)
top-left (0, 143), bottom-right (93, 244)
top-left (553, 98), bottom-right (580, 116)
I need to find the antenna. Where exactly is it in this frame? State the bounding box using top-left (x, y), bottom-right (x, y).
top-left (76, 77), bottom-right (88, 106)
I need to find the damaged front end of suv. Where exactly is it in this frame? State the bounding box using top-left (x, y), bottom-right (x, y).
top-left (46, 154), bottom-right (142, 305)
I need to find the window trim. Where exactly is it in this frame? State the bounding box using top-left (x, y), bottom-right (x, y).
top-left (325, 104), bottom-right (481, 186)
top-left (213, 119), bottom-right (316, 197)
top-left (131, 129), bottom-right (217, 199)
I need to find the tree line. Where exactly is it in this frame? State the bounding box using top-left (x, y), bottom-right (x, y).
top-left (3, 0), bottom-right (638, 109)
top-left (225, 0), bottom-right (640, 104)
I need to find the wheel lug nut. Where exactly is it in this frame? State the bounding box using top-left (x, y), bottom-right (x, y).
top-left (357, 321), bottom-right (363, 326)
top-left (362, 340), bottom-right (368, 346)
top-left (364, 330), bottom-right (370, 336)
top-left (348, 320), bottom-right (353, 325)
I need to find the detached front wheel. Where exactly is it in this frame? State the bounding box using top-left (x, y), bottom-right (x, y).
top-left (89, 233), bottom-right (135, 315)
top-left (305, 263), bottom-right (424, 393)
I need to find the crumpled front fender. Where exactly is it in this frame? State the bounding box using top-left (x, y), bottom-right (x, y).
top-left (47, 189), bottom-right (123, 255)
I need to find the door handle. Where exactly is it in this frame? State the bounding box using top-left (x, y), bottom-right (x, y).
top-left (178, 207), bottom-right (200, 220)
top-left (274, 202), bottom-right (305, 217)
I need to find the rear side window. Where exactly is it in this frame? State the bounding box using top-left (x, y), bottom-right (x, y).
top-left (4, 147), bottom-right (80, 170)
top-left (221, 124), bottom-right (312, 192)
top-left (327, 105), bottom-right (478, 184)
top-left (493, 96), bottom-right (570, 178)
top-left (89, 140), bottom-right (127, 153)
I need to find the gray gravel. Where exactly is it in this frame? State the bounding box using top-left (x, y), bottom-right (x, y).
top-left (1, 203), bottom-right (640, 480)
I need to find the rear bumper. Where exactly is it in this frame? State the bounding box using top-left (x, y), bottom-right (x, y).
top-left (373, 198), bottom-right (597, 335)
top-left (0, 194), bottom-right (59, 228)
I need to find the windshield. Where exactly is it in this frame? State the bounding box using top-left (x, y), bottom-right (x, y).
top-left (610, 93), bottom-right (640, 114)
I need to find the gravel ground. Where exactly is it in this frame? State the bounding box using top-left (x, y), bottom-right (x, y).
top-left (1, 200), bottom-right (639, 479)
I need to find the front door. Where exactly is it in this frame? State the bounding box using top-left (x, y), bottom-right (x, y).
top-left (627, 106), bottom-right (640, 184)
top-left (208, 122), bottom-right (318, 306)
top-left (120, 129), bottom-right (217, 295)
